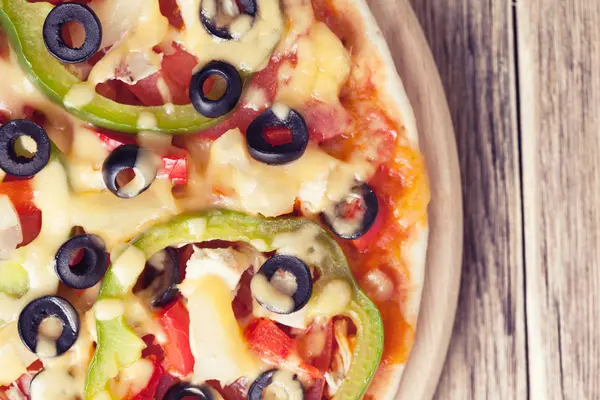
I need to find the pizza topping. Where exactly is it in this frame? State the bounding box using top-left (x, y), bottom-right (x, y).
top-left (0, 196), bottom-right (22, 262)
top-left (93, 299), bottom-right (125, 322)
top-left (132, 247), bottom-right (180, 309)
top-left (177, 0), bottom-right (283, 73)
top-left (163, 383), bottom-right (217, 400)
top-left (42, 3), bottom-right (102, 64)
top-left (246, 107), bottom-right (309, 165)
top-left (324, 319), bottom-right (354, 397)
top-left (0, 120), bottom-right (51, 178)
top-left (156, 299), bottom-right (194, 377)
top-left (248, 369), bottom-right (305, 400)
top-left (29, 367), bottom-right (80, 400)
top-left (200, 0), bottom-right (258, 40)
top-left (251, 255), bottom-right (313, 315)
top-left (17, 296), bottom-right (79, 358)
top-left (187, 275), bottom-right (263, 385)
top-left (54, 234), bottom-right (109, 290)
top-left (322, 182), bottom-right (379, 240)
top-left (189, 61), bottom-right (243, 118)
top-left (102, 144), bottom-right (160, 199)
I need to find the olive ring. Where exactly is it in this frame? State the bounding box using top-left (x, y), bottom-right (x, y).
top-left (43, 3), bottom-right (102, 63)
top-left (0, 119), bottom-right (51, 178)
top-left (18, 296), bottom-right (80, 357)
top-left (163, 383), bottom-right (214, 400)
top-left (246, 108), bottom-right (309, 165)
top-left (322, 182), bottom-right (379, 240)
top-left (200, 0), bottom-right (258, 40)
top-left (254, 255), bottom-right (313, 314)
top-left (189, 61), bottom-right (242, 118)
top-left (55, 235), bottom-right (108, 289)
top-left (102, 144), bottom-right (157, 199)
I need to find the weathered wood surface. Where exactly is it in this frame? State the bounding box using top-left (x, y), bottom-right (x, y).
top-left (401, 0), bottom-right (600, 398)
top-left (518, 0), bottom-right (600, 399)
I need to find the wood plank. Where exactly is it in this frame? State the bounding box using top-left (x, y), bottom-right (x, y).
top-left (408, 1), bottom-right (528, 398)
top-left (518, 0), bottom-right (600, 398)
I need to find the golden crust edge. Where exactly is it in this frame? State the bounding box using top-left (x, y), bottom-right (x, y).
top-left (321, 0), bottom-right (430, 397)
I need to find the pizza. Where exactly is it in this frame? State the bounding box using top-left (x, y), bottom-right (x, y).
top-left (0, 0), bottom-right (430, 399)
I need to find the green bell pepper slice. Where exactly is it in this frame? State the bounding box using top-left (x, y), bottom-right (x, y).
top-left (0, 0), bottom-right (254, 134)
top-left (85, 210), bottom-right (384, 400)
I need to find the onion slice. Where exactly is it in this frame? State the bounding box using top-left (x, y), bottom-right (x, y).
top-left (0, 195), bottom-right (22, 260)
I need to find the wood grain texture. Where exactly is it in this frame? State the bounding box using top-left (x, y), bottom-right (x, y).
top-left (518, 1), bottom-right (600, 399)
top-left (407, 1), bottom-right (528, 398)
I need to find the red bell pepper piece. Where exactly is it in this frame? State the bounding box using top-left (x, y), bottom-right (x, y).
top-left (157, 299), bottom-right (195, 377)
top-left (91, 130), bottom-right (189, 186)
top-left (0, 180), bottom-right (42, 247)
top-left (244, 318), bottom-right (322, 380)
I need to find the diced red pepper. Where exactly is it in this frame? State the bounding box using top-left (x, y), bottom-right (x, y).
top-left (264, 127), bottom-right (293, 146)
top-left (0, 180), bottom-right (42, 246)
top-left (159, 0), bottom-right (185, 30)
top-left (244, 319), bottom-right (322, 380)
top-left (91, 130), bottom-right (189, 186)
top-left (158, 299), bottom-right (195, 377)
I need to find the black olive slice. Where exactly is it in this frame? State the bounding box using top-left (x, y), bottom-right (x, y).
top-left (43, 3), bottom-right (102, 63)
top-left (164, 383), bottom-right (214, 400)
top-left (55, 234), bottom-right (108, 289)
top-left (322, 182), bottom-right (379, 240)
top-left (246, 108), bottom-right (309, 165)
top-left (102, 144), bottom-right (158, 199)
top-left (200, 0), bottom-right (258, 40)
top-left (189, 61), bottom-right (242, 118)
top-left (136, 248), bottom-right (180, 308)
top-left (18, 296), bottom-right (79, 357)
top-left (248, 369), bottom-right (305, 400)
top-left (251, 255), bottom-right (312, 314)
top-left (0, 120), bottom-right (51, 178)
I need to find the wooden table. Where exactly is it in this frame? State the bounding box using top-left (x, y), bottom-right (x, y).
top-left (405, 0), bottom-right (600, 398)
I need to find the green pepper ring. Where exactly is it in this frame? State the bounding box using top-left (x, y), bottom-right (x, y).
top-left (84, 210), bottom-right (384, 400)
top-left (0, 0), bottom-right (261, 134)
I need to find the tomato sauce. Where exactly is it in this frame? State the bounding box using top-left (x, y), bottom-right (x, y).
top-left (313, 0), bottom-right (430, 364)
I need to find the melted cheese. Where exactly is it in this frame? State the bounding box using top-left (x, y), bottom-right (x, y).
top-left (87, 1), bottom-right (169, 86)
top-left (179, 247), bottom-right (254, 295)
top-left (176, 0), bottom-right (283, 72)
top-left (0, 323), bottom-right (37, 385)
top-left (309, 280), bottom-right (351, 318)
top-left (276, 23), bottom-right (350, 109)
top-left (206, 129), bottom-right (357, 216)
top-left (0, 161), bottom-right (71, 324)
top-left (187, 275), bottom-right (263, 385)
top-left (110, 247), bottom-right (147, 291)
top-left (123, 295), bottom-right (166, 342)
top-left (109, 358), bottom-right (154, 399)
top-left (30, 368), bottom-right (79, 400)
top-left (94, 299), bottom-right (126, 321)
top-left (250, 273), bottom-right (294, 314)
top-left (265, 370), bottom-right (304, 400)
top-left (70, 179), bottom-right (179, 250)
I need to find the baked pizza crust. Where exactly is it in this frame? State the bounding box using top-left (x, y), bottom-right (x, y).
top-left (321, 0), bottom-right (429, 398)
